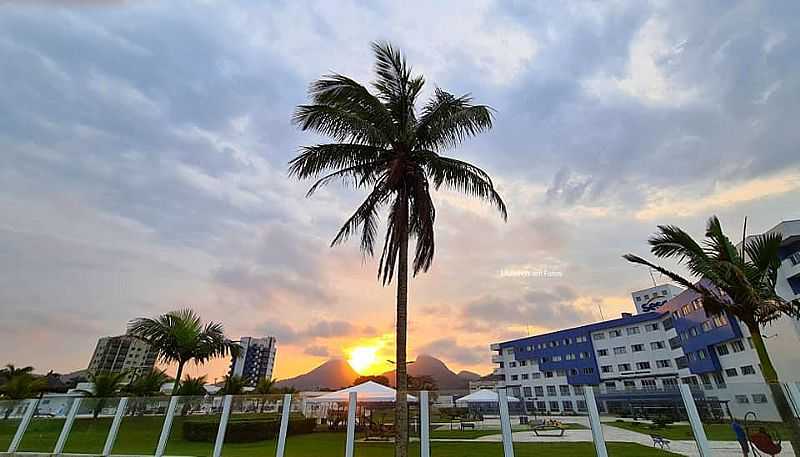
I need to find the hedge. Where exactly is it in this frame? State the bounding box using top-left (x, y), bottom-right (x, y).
top-left (183, 417), bottom-right (317, 443)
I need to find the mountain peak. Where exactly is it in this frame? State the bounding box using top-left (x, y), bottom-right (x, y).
top-left (274, 358), bottom-right (359, 391)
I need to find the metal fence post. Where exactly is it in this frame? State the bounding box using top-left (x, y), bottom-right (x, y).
top-left (497, 387), bottom-right (515, 457)
top-left (8, 398), bottom-right (38, 453)
top-left (102, 397), bottom-right (128, 457)
top-left (583, 386), bottom-right (608, 457)
top-left (420, 391), bottom-right (430, 457)
top-left (784, 382), bottom-right (800, 418)
top-left (212, 395), bottom-right (233, 457)
top-left (679, 383), bottom-right (712, 457)
top-left (276, 394), bottom-right (292, 457)
top-left (344, 391), bottom-right (357, 457)
top-left (155, 396), bottom-right (179, 457)
top-left (53, 397), bottom-right (82, 454)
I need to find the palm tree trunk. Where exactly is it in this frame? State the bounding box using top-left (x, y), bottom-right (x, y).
top-left (747, 321), bottom-right (800, 456)
top-left (172, 361), bottom-right (185, 396)
top-left (394, 195), bottom-right (409, 457)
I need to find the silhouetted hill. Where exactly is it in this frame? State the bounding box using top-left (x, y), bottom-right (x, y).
top-left (382, 355), bottom-right (474, 390)
top-left (274, 359), bottom-right (358, 391)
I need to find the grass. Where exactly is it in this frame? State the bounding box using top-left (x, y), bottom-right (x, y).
top-left (0, 415), bottom-right (678, 456)
top-left (607, 420), bottom-right (794, 441)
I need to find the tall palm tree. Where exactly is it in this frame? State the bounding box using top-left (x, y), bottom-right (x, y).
top-left (624, 216), bottom-right (800, 454)
top-left (128, 309), bottom-right (240, 394)
top-left (77, 371), bottom-right (128, 418)
top-left (289, 42), bottom-right (507, 456)
top-left (218, 375), bottom-right (245, 396)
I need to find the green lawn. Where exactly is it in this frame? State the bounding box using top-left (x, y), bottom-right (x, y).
top-left (0, 416), bottom-right (677, 456)
top-left (607, 420), bottom-right (793, 441)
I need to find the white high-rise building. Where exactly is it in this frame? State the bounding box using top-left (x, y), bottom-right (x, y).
top-left (631, 284), bottom-right (684, 313)
top-left (229, 336), bottom-right (277, 387)
top-left (87, 334), bottom-right (157, 382)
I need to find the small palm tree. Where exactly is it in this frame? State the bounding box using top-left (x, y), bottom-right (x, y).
top-left (76, 371), bottom-right (127, 418)
top-left (624, 216), bottom-right (800, 454)
top-left (253, 377), bottom-right (275, 395)
top-left (289, 42), bottom-right (506, 456)
top-left (0, 371), bottom-right (46, 419)
top-left (126, 369), bottom-right (171, 397)
top-left (218, 375), bottom-right (246, 396)
top-left (127, 309), bottom-right (240, 394)
top-left (0, 364), bottom-right (34, 382)
top-left (176, 375), bottom-right (208, 396)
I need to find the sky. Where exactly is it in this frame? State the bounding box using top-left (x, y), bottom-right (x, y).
top-left (0, 0), bottom-right (798, 381)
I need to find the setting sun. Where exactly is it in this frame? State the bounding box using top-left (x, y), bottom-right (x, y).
top-left (347, 346), bottom-right (378, 374)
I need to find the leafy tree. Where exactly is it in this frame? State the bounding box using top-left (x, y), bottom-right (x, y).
top-left (127, 309), bottom-right (240, 394)
top-left (624, 215), bottom-right (800, 454)
top-left (76, 371), bottom-right (128, 418)
top-left (353, 375), bottom-right (390, 386)
top-left (218, 375), bottom-right (246, 396)
top-left (0, 364), bottom-right (34, 382)
top-left (289, 41), bottom-right (506, 456)
top-left (0, 371), bottom-right (46, 419)
top-left (126, 368), bottom-right (171, 397)
top-left (407, 375), bottom-right (437, 391)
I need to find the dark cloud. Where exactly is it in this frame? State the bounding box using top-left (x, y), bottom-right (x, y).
top-left (303, 345), bottom-right (330, 357)
top-left (257, 320), bottom-right (375, 345)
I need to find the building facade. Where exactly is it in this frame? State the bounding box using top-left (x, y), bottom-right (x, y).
top-left (631, 284), bottom-right (684, 313)
top-left (229, 336), bottom-right (277, 387)
top-left (491, 285), bottom-right (780, 420)
top-left (87, 334), bottom-right (158, 382)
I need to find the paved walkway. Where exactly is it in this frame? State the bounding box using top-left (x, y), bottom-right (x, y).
top-left (432, 416), bottom-right (796, 456)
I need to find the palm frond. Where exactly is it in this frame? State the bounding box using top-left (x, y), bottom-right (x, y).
top-left (371, 41), bottom-right (423, 133)
top-left (331, 180), bottom-right (390, 257)
top-left (308, 73), bottom-right (396, 137)
top-left (424, 155), bottom-right (507, 220)
top-left (288, 143), bottom-right (387, 180)
top-left (744, 232), bottom-right (783, 288)
top-left (416, 88), bottom-right (494, 151)
top-left (408, 172), bottom-right (435, 274)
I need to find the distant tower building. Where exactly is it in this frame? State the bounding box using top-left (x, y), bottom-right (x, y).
top-left (631, 284), bottom-right (684, 313)
top-left (87, 334), bottom-right (157, 382)
top-left (229, 336), bottom-right (277, 387)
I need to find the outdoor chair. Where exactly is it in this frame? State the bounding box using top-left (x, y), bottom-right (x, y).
top-left (650, 434), bottom-right (670, 449)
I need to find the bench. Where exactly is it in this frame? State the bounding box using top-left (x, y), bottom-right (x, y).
top-left (532, 424), bottom-right (565, 437)
top-left (460, 421), bottom-right (476, 431)
top-left (650, 434), bottom-right (670, 449)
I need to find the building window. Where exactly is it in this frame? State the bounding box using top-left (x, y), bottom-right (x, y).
top-left (579, 352), bottom-right (589, 359)
top-left (725, 368), bottom-right (739, 377)
top-left (731, 340), bottom-right (746, 353)
top-left (713, 315), bottom-right (729, 327)
top-left (549, 401), bottom-right (560, 411)
top-left (594, 333), bottom-right (605, 340)
top-left (735, 395), bottom-right (750, 404)
top-left (532, 373), bottom-right (541, 379)
top-left (560, 385), bottom-right (571, 396)
top-left (605, 381), bottom-right (617, 391)
top-left (583, 367), bottom-right (594, 374)
top-left (534, 386), bottom-right (544, 396)
top-left (713, 372), bottom-right (726, 388)
top-left (510, 362), bottom-right (517, 367)
top-left (627, 327), bottom-right (640, 335)
top-left (632, 344), bottom-right (644, 352)
top-left (663, 378), bottom-right (679, 388)
top-left (697, 349), bottom-right (707, 360)
top-left (636, 361), bottom-right (651, 370)
top-left (576, 336), bottom-right (588, 343)
top-left (636, 296), bottom-right (642, 302)
top-left (641, 379), bottom-right (657, 390)
top-left (556, 369), bottom-right (566, 376)
top-left (663, 318), bottom-right (674, 330)
top-left (656, 359), bottom-right (672, 368)
top-left (565, 353), bottom-right (576, 361)
top-left (552, 355), bottom-right (562, 362)
top-left (536, 401), bottom-right (547, 410)
top-left (645, 323), bottom-right (660, 332)
top-left (716, 344), bottom-right (729, 356)
top-left (521, 374), bottom-right (529, 380)
top-left (545, 371), bottom-right (553, 378)
top-left (601, 365), bottom-right (613, 373)
top-left (577, 400), bottom-right (587, 411)
top-left (689, 327), bottom-right (699, 337)
top-left (618, 363), bottom-right (632, 372)
top-left (520, 360), bottom-right (527, 366)
top-left (752, 394), bottom-right (768, 404)
top-left (741, 365), bottom-right (756, 375)
top-left (562, 400), bottom-right (573, 410)
top-left (609, 330), bottom-right (622, 338)
top-left (546, 386), bottom-right (557, 396)
top-left (523, 387), bottom-right (532, 397)
top-left (511, 375), bottom-right (518, 381)
top-left (597, 349), bottom-right (608, 357)
top-left (623, 380), bottom-right (636, 390)
top-left (613, 346), bottom-right (627, 355)
top-left (669, 337), bottom-right (682, 350)
top-left (569, 368), bottom-right (578, 376)
top-left (702, 321), bottom-right (713, 332)
top-left (676, 357), bottom-right (688, 369)
top-left (651, 341), bottom-right (665, 350)
top-left (573, 385), bottom-right (584, 395)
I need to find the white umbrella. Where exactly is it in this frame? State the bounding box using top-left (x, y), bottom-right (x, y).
top-left (307, 381), bottom-right (417, 403)
top-left (455, 389), bottom-right (520, 404)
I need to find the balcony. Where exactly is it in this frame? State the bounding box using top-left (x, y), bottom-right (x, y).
top-left (492, 368), bottom-right (505, 376)
top-left (490, 343), bottom-right (501, 351)
top-left (491, 354), bottom-right (504, 363)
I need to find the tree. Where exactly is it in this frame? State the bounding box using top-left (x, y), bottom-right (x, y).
top-left (353, 375), bottom-right (390, 387)
top-left (176, 374), bottom-right (208, 396)
top-left (0, 364), bottom-right (34, 382)
top-left (76, 371), bottom-right (128, 419)
top-left (126, 369), bottom-right (172, 397)
top-left (254, 377), bottom-right (275, 394)
top-left (624, 215), bottom-right (800, 455)
top-left (407, 375), bottom-right (437, 391)
top-left (0, 371), bottom-right (46, 419)
top-left (127, 309), bottom-right (240, 394)
top-left (289, 42), bottom-right (506, 457)
top-left (218, 375), bottom-right (245, 396)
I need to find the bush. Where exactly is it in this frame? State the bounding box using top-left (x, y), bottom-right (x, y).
top-left (183, 417), bottom-right (317, 443)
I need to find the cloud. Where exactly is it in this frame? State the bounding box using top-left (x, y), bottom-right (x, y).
top-left (258, 320), bottom-right (376, 345)
top-left (416, 338), bottom-right (487, 366)
top-left (303, 345), bottom-right (330, 357)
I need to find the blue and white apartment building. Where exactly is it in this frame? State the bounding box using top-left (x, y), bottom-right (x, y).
top-left (490, 220), bottom-right (800, 421)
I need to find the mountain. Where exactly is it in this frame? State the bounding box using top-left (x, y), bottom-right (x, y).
top-left (381, 355), bottom-right (476, 390)
top-left (274, 359), bottom-right (359, 391)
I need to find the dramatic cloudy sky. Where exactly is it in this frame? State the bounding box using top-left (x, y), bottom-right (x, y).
top-left (1, 0), bottom-right (798, 380)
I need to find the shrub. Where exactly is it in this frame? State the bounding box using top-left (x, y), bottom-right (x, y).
top-left (183, 417), bottom-right (317, 443)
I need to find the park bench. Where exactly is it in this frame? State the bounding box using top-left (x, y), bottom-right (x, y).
top-left (650, 434), bottom-right (670, 449)
top-left (532, 423), bottom-right (565, 437)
